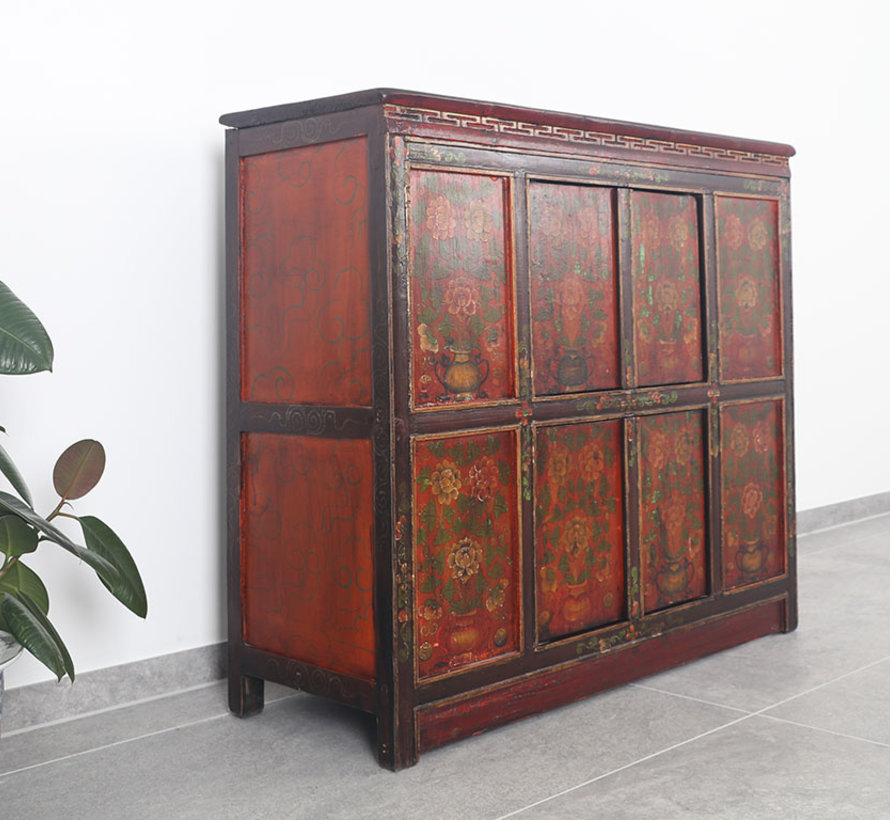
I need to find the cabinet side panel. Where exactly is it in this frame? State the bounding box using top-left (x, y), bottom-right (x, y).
top-left (638, 411), bottom-right (708, 612)
top-left (535, 420), bottom-right (625, 641)
top-left (721, 400), bottom-right (786, 589)
top-left (241, 433), bottom-right (376, 680)
top-left (240, 138), bottom-right (372, 406)
top-left (716, 196), bottom-right (782, 381)
top-left (631, 192), bottom-right (704, 386)
top-left (528, 182), bottom-right (620, 395)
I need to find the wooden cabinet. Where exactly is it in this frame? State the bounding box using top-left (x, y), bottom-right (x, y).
top-left (221, 90), bottom-right (796, 770)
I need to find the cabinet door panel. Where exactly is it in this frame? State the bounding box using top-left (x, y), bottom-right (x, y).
top-left (638, 411), bottom-right (708, 612)
top-left (413, 429), bottom-right (521, 679)
top-left (528, 182), bottom-right (620, 395)
top-left (535, 420), bottom-right (625, 641)
top-left (716, 196), bottom-right (782, 381)
top-left (631, 192), bottom-right (704, 386)
top-left (408, 169), bottom-right (514, 408)
top-left (721, 400), bottom-right (786, 589)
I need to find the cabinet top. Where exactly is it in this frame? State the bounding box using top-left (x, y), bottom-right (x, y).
top-left (219, 88), bottom-right (795, 161)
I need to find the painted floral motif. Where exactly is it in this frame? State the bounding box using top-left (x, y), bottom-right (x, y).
top-left (529, 182), bottom-right (620, 395)
top-left (409, 170), bottom-right (514, 407)
top-left (717, 197), bottom-right (781, 380)
top-left (535, 421), bottom-right (625, 642)
top-left (721, 401), bottom-right (785, 589)
top-left (413, 431), bottom-right (519, 678)
top-left (631, 192), bottom-right (704, 386)
top-left (639, 412), bottom-right (707, 613)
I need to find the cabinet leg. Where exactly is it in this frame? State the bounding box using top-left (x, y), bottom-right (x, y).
top-left (376, 713), bottom-right (418, 771)
top-left (229, 672), bottom-right (264, 718)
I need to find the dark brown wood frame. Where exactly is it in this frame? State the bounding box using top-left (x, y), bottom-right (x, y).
top-left (223, 90), bottom-right (796, 770)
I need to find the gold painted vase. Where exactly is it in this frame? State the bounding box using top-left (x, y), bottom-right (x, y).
top-left (436, 349), bottom-right (490, 401)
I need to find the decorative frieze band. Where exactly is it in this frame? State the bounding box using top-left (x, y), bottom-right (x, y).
top-left (383, 104), bottom-right (789, 169)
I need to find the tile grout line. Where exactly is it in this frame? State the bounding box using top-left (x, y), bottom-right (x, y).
top-left (629, 683), bottom-right (753, 715)
top-left (758, 713), bottom-right (890, 750)
top-left (3, 682), bottom-right (299, 739)
top-left (497, 652), bottom-right (890, 819)
top-left (494, 712), bottom-right (759, 820)
top-left (0, 712), bottom-right (232, 780)
top-left (2, 680), bottom-right (225, 738)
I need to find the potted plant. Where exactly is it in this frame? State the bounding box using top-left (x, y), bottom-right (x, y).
top-left (0, 280), bottom-right (147, 720)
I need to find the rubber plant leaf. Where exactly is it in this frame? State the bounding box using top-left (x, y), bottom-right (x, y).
top-left (0, 281), bottom-right (54, 375)
top-left (0, 559), bottom-right (49, 614)
top-left (53, 440), bottom-right (106, 501)
top-left (79, 516), bottom-right (147, 618)
top-left (0, 491), bottom-right (120, 584)
top-left (0, 591), bottom-right (74, 681)
top-left (0, 438), bottom-right (33, 506)
top-left (0, 514), bottom-right (39, 557)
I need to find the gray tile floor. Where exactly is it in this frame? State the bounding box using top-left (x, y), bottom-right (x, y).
top-left (2, 515), bottom-right (889, 818)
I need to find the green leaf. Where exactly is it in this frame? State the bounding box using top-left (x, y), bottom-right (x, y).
top-left (0, 514), bottom-right (38, 556)
top-left (0, 281), bottom-right (54, 375)
top-left (53, 439), bottom-right (106, 501)
top-left (0, 491), bottom-right (120, 582)
top-left (79, 516), bottom-right (147, 618)
top-left (0, 560), bottom-right (49, 614)
top-left (1, 591), bottom-right (74, 681)
top-left (0, 438), bottom-right (33, 506)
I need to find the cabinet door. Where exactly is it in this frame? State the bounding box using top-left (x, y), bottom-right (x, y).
top-left (408, 169), bottom-right (515, 408)
top-left (716, 196), bottom-right (782, 381)
top-left (534, 419), bottom-right (625, 641)
top-left (412, 429), bottom-right (521, 679)
top-left (528, 181), bottom-right (620, 395)
top-left (638, 411), bottom-right (708, 612)
top-left (631, 192), bottom-right (704, 387)
top-left (721, 400), bottom-right (786, 588)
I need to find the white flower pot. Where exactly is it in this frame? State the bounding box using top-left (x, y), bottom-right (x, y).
top-left (0, 631), bottom-right (23, 738)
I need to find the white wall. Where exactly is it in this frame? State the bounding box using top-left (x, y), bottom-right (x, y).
top-left (2, 0), bottom-right (887, 688)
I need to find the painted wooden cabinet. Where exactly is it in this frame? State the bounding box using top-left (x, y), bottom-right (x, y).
top-left (221, 90), bottom-right (796, 770)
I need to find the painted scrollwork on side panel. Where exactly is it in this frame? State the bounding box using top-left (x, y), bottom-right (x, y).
top-left (240, 138), bottom-right (372, 407)
top-left (241, 433), bottom-right (376, 680)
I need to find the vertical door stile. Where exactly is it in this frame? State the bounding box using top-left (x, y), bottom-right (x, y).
top-left (702, 193), bottom-right (723, 597)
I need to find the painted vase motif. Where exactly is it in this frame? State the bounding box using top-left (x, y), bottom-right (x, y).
top-left (562, 582), bottom-right (593, 625)
top-left (736, 538), bottom-right (766, 575)
top-left (435, 348), bottom-right (490, 401)
top-left (655, 557), bottom-right (694, 597)
top-left (551, 349), bottom-right (589, 388)
top-left (446, 610), bottom-right (482, 658)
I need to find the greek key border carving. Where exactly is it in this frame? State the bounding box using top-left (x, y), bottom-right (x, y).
top-left (383, 105), bottom-right (789, 169)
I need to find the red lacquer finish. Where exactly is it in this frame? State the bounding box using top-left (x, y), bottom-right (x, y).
top-left (240, 138), bottom-right (371, 406)
top-left (241, 433), bottom-right (376, 680)
top-left (534, 420), bottom-right (625, 641)
top-left (417, 598), bottom-right (787, 752)
top-left (413, 430), bottom-right (520, 678)
top-left (717, 196), bottom-right (782, 381)
top-left (721, 401), bottom-right (786, 589)
top-left (528, 182), bottom-right (620, 395)
top-left (632, 192), bottom-right (703, 386)
top-left (408, 169), bottom-right (515, 407)
top-left (639, 411), bottom-right (708, 612)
